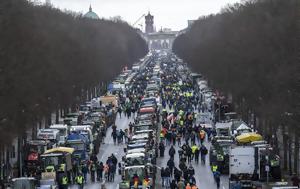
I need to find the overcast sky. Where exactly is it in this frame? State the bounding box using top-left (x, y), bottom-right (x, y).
top-left (49, 0), bottom-right (240, 31)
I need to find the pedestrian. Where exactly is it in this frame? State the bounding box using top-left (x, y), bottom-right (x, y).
top-left (161, 167), bottom-right (166, 187)
top-left (185, 183), bottom-right (192, 189)
top-left (81, 163), bottom-right (88, 184)
top-left (159, 141), bottom-right (165, 157)
top-left (200, 145), bottom-right (208, 164)
top-left (90, 161), bottom-right (96, 182)
top-left (191, 144), bottom-right (198, 160)
top-left (167, 157), bottom-right (175, 176)
top-left (104, 163), bottom-right (109, 181)
top-left (97, 161), bottom-right (104, 181)
top-left (165, 167), bottom-right (171, 188)
top-left (118, 106), bottom-right (122, 118)
top-left (186, 145), bottom-right (192, 163)
top-left (169, 145), bottom-right (176, 159)
top-left (170, 179), bottom-right (177, 189)
top-left (174, 167), bottom-right (182, 182)
top-left (187, 164), bottom-right (195, 177)
top-left (75, 173), bottom-right (84, 189)
top-left (199, 130), bottom-right (206, 144)
top-left (194, 146), bottom-right (200, 164)
top-left (177, 178), bottom-right (185, 189)
top-left (109, 163), bottom-right (116, 182)
top-left (60, 174), bottom-right (68, 189)
top-left (214, 170), bottom-right (221, 189)
top-left (112, 131), bottom-right (117, 145)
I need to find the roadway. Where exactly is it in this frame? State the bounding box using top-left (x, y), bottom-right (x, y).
top-left (70, 113), bottom-right (134, 189)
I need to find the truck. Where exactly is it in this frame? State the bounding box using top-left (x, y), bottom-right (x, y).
top-left (66, 132), bottom-right (87, 161)
top-left (119, 165), bottom-right (154, 189)
top-left (40, 147), bottom-right (74, 185)
top-left (229, 145), bottom-right (281, 189)
top-left (24, 140), bottom-right (48, 176)
top-left (10, 177), bottom-right (38, 189)
top-left (37, 129), bottom-right (60, 148)
top-left (70, 125), bottom-right (93, 154)
top-left (49, 124), bottom-right (69, 146)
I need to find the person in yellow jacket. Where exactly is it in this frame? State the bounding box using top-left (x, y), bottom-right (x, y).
top-left (61, 174), bottom-right (68, 189)
top-left (191, 144), bottom-right (199, 160)
top-left (75, 173), bottom-right (84, 189)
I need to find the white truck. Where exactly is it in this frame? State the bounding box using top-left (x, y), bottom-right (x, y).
top-left (49, 124), bottom-right (68, 146)
top-left (37, 129), bottom-right (60, 148)
top-left (229, 146), bottom-right (258, 189)
top-left (229, 145), bottom-right (281, 189)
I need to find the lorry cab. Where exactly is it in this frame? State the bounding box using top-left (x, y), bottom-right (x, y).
top-left (49, 124), bottom-right (68, 146)
top-left (215, 122), bottom-right (232, 137)
top-left (70, 125), bottom-right (93, 154)
top-left (40, 147), bottom-right (74, 182)
top-left (37, 129), bottom-right (60, 147)
top-left (11, 177), bottom-right (37, 189)
top-left (119, 165), bottom-right (154, 189)
top-left (25, 140), bottom-right (48, 176)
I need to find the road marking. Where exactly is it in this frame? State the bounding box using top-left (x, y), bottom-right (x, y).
top-left (223, 186), bottom-right (225, 189)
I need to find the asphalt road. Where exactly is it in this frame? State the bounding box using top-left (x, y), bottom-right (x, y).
top-left (70, 113), bottom-right (134, 189)
top-left (69, 108), bottom-right (229, 189)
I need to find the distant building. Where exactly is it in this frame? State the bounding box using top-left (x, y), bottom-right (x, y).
top-left (142, 12), bottom-right (178, 50)
top-left (84, 5), bottom-right (100, 19)
top-left (145, 12), bottom-right (154, 33)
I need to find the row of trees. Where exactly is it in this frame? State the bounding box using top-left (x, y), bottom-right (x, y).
top-left (173, 0), bottom-right (299, 174)
top-left (0, 0), bottom-right (148, 144)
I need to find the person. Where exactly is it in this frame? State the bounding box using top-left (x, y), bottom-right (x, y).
top-left (192, 185), bottom-right (198, 189)
top-left (194, 146), bottom-right (200, 164)
top-left (112, 130), bottom-right (117, 145)
top-left (60, 174), bottom-right (68, 189)
top-left (167, 157), bottom-right (175, 176)
top-left (170, 179), bottom-right (177, 189)
top-left (161, 167), bottom-right (166, 187)
top-left (186, 145), bottom-right (192, 163)
top-left (213, 170), bottom-right (221, 189)
top-left (185, 183), bottom-right (192, 189)
top-left (109, 162), bottom-right (116, 182)
top-left (164, 167), bottom-right (171, 188)
top-left (177, 178), bottom-right (185, 189)
top-left (97, 161), bottom-right (104, 181)
top-left (169, 145), bottom-right (176, 159)
top-left (200, 145), bottom-right (208, 164)
top-left (90, 161), bottom-right (96, 182)
top-left (75, 173), bottom-right (84, 189)
top-left (118, 106), bottom-right (122, 118)
top-left (199, 130), bottom-right (206, 144)
top-left (212, 163), bottom-right (218, 173)
top-left (187, 164), bottom-right (195, 177)
top-left (81, 163), bottom-right (88, 183)
top-left (291, 173), bottom-right (300, 187)
top-left (191, 144), bottom-right (198, 160)
top-left (159, 141), bottom-right (165, 157)
top-left (104, 163), bottom-right (109, 181)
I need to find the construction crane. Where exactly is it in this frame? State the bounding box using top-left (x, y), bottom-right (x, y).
top-left (133, 14), bottom-right (146, 27)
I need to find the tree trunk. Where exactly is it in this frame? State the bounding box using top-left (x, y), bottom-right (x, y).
top-left (288, 125), bottom-right (293, 175)
top-left (294, 130), bottom-right (299, 174)
top-left (55, 108), bottom-right (59, 124)
top-left (283, 125), bottom-right (288, 171)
